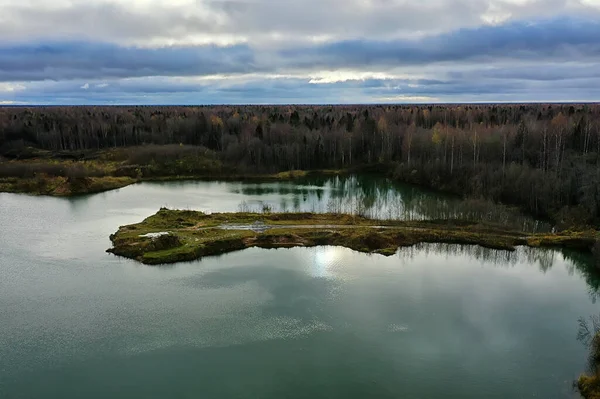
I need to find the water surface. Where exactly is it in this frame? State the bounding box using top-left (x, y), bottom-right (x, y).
top-left (0, 176), bottom-right (595, 399)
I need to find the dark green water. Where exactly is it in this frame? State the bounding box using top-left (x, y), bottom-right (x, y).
top-left (0, 176), bottom-right (596, 398)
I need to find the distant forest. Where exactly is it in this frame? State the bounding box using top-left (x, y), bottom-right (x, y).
top-left (1, 104), bottom-right (600, 227)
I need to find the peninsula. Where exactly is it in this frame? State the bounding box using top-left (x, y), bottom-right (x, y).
top-left (107, 208), bottom-right (597, 265)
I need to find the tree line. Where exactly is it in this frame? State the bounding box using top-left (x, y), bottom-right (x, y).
top-left (1, 104), bottom-right (600, 226)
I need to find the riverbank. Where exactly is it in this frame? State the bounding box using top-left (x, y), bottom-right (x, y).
top-left (0, 147), bottom-right (347, 196)
top-left (107, 209), bottom-right (596, 265)
top-left (0, 172), bottom-right (329, 196)
top-left (0, 175), bottom-right (138, 196)
top-left (0, 170), bottom-right (348, 196)
top-left (0, 145), bottom-right (587, 232)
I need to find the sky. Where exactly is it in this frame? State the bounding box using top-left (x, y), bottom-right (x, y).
top-left (0, 0), bottom-right (599, 104)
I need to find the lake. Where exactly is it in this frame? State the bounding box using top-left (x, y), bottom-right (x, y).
top-left (0, 176), bottom-right (596, 398)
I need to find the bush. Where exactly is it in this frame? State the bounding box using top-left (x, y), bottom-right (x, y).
top-left (0, 162), bottom-right (105, 178)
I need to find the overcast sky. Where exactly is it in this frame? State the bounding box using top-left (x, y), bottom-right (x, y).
top-left (1, 0), bottom-right (599, 104)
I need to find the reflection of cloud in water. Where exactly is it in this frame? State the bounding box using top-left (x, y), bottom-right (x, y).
top-left (123, 315), bottom-right (333, 357)
top-left (119, 258), bottom-right (345, 356)
top-left (115, 243), bottom-right (599, 384)
top-left (171, 265), bottom-right (341, 346)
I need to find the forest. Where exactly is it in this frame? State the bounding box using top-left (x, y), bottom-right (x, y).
top-left (1, 104), bottom-right (600, 228)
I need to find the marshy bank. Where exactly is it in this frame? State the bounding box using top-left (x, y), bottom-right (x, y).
top-left (0, 145), bottom-right (297, 196)
top-left (107, 209), bottom-right (595, 265)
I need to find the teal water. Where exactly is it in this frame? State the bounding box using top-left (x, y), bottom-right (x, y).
top-left (0, 176), bottom-right (595, 398)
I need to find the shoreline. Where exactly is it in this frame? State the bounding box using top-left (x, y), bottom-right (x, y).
top-left (0, 166), bottom-right (348, 197)
top-left (106, 209), bottom-right (596, 265)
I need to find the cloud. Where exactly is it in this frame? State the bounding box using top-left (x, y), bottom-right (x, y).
top-left (0, 82), bottom-right (26, 92)
top-left (0, 0), bottom-right (599, 104)
top-left (447, 62), bottom-right (600, 81)
top-left (0, 41), bottom-right (256, 81)
top-left (0, 0), bottom-right (598, 47)
top-left (282, 17), bottom-right (600, 69)
top-left (3, 72), bottom-right (600, 105)
top-left (375, 95), bottom-right (440, 103)
top-left (0, 1), bottom-right (227, 46)
top-left (1, 17), bottom-right (599, 84)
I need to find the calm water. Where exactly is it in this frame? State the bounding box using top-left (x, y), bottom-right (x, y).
top-left (0, 176), bottom-right (596, 398)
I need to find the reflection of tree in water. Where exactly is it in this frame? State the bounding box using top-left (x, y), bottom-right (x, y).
top-left (279, 198), bottom-right (289, 213)
top-left (395, 243), bottom-right (521, 268)
top-left (564, 250), bottom-right (600, 303)
top-left (521, 246), bottom-right (556, 273)
top-left (329, 176), bottom-right (551, 232)
top-left (395, 244), bottom-right (600, 300)
top-left (292, 195), bottom-right (301, 212)
top-left (577, 314), bottom-right (600, 397)
top-left (577, 315), bottom-right (600, 378)
top-left (234, 176), bottom-right (551, 232)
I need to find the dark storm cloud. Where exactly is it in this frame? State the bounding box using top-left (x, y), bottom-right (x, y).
top-left (282, 18), bottom-right (600, 68)
top-left (447, 63), bottom-right (600, 81)
top-left (0, 42), bottom-right (256, 81)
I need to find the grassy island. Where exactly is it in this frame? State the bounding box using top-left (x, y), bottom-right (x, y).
top-left (107, 208), bottom-right (597, 265)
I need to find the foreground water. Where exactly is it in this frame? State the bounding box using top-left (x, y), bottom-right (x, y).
top-left (0, 176), bottom-right (597, 398)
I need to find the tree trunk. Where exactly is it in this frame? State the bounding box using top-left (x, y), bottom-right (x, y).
top-left (450, 135), bottom-right (455, 175)
top-left (503, 131), bottom-right (507, 174)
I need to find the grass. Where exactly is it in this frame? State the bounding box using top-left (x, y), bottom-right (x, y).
top-left (107, 209), bottom-right (598, 265)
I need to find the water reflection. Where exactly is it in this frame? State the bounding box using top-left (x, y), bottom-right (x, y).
top-left (232, 175), bottom-right (550, 232)
top-left (395, 243), bottom-right (600, 303)
top-left (183, 264), bottom-right (340, 324)
top-left (34, 175), bottom-right (550, 233)
top-left (312, 247), bottom-right (343, 278)
top-left (396, 243), bottom-right (555, 270)
top-left (2, 188), bottom-right (598, 399)
top-left (564, 251), bottom-right (600, 303)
